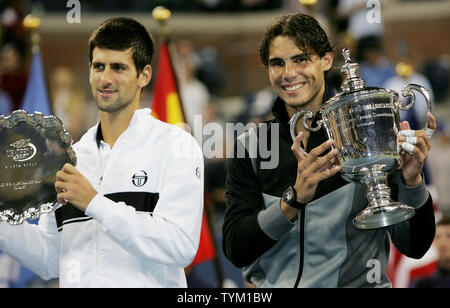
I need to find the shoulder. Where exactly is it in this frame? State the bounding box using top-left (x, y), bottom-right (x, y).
top-left (72, 123), bottom-right (98, 152)
top-left (148, 116), bottom-right (203, 161)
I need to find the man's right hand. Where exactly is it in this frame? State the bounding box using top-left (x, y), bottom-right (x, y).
top-left (291, 132), bottom-right (342, 204)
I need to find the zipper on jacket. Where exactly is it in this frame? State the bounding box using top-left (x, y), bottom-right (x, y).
top-left (294, 208), bottom-right (306, 288)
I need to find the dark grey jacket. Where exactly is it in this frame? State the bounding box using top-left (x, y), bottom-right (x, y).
top-left (222, 97), bottom-right (435, 288)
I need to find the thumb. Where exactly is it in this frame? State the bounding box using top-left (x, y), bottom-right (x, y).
top-left (401, 121), bottom-right (410, 131)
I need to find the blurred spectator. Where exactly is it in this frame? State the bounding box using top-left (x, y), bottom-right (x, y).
top-left (337, 0), bottom-right (389, 62)
top-left (423, 56), bottom-right (450, 104)
top-left (409, 217), bottom-right (450, 288)
top-left (358, 37), bottom-right (395, 87)
top-left (428, 122), bottom-right (450, 217)
top-left (195, 46), bottom-right (225, 97)
top-left (235, 86), bottom-right (275, 125)
top-left (383, 63), bottom-right (434, 130)
top-left (1, 0), bottom-right (27, 53)
top-left (175, 39), bottom-right (210, 131)
top-left (0, 43), bottom-right (28, 110)
top-left (0, 79), bottom-right (13, 115)
top-left (50, 66), bottom-right (86, 142)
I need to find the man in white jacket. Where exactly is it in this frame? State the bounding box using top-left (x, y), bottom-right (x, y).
top-left (0, 17), bottom-right (204, 287)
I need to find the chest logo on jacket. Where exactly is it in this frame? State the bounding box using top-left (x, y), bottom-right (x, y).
top-left (132, 170), bottom-right (148, 187)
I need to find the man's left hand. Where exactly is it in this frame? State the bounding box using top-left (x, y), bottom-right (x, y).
top-left (55, 163), bottom-right (98, 212)
top-left (397, 112), bottom-right (436, 187)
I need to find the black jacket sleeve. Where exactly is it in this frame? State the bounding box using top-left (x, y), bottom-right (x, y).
top-left (388, 172), bottom-right (436, 259)
top-left (222, 151), bottom-right (277, 268)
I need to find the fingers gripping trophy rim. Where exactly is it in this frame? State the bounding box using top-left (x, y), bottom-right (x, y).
top-left (397, 128), bottom-right (434, 154)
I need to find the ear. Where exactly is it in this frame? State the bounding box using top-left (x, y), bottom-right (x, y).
top-left (138, 64), bottom-right (152, 88)
top-left (321, 52), bottom-right (334, 72)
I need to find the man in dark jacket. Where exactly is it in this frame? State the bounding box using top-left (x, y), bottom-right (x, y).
top-left (222, 13), bottom-right (437, 287)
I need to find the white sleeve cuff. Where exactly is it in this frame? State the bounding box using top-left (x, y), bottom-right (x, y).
top-left (85, 193), bottom-right (115, 224)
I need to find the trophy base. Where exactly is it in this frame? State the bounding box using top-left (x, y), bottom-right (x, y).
top-left (353, 202), bottom-right (415, 230)
top-left (353, 164), bottom-right (415, 230)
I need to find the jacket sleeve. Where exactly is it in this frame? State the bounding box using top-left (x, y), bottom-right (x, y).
top-left (222, 136), bottom-right (279, 268)
top-left (388, 171), bottom-right (435, 259)
top-left (0, 212), bottom-right (60, 280)
top-left (85, 134), bottom-right (204, 268)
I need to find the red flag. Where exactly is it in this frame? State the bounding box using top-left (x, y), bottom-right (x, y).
top-left (189, 212), bottom-right (216, 266)
top-left (387, 243), bottom-right (438, 287)
top-left (151, 41), bottom-right (184, 124)
top-left (151, 40), bottom-right (216, 266)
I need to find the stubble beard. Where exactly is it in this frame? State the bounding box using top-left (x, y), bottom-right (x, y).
top-left (96, 95), bottom-right (132, 114)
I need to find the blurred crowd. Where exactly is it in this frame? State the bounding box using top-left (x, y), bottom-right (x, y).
top-left (29, 0), bottom-right (283, 12)
top-left (0, 0), bottom-right (449, 288)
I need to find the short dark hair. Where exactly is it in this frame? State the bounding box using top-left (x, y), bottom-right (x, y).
top-left (259, 13), bottom-right (333, 66)
top-left (88, 17), bottom-right (154, 75)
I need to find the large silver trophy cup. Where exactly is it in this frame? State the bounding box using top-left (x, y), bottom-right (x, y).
top-left (290, 49), bottom-right (432, 230)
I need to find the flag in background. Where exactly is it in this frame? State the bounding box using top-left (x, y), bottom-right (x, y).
top-left (151, 41), bottom-right (184, 124)
top-left (387, 242), bottom-right (438, 288)
top-left (151, 40), bottom-right (217, 268)
top-left (190, 212), bottom-right (217, 266)
top-left (21, 50), bottom-right (51, 115)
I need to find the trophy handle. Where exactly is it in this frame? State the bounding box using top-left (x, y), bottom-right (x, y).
top-left (398, 83), bottom-right (432, 130)
top-left (289, 110), bottom-right (324, 155)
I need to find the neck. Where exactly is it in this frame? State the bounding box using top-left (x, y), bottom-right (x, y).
top-left (99, 104), bottom-right (139, 148)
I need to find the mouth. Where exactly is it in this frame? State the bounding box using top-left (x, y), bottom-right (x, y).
top-left (98, 88), bottom-right (118, 97)
top-left (281, 81), bottom-right (307, 94)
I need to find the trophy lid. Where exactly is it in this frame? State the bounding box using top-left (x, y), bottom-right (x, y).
top-left (340, 48), bottom-right (365, 92)
top-left (321, 48), bottom-right (399, 113)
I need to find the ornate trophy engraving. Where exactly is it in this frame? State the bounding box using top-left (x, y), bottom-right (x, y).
top-left (289, 49), bottom-right (432, 230)
top-left (0, 110), bottom-right (76, 225)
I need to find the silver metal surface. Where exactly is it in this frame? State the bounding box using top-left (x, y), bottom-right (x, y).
top-left (289, 48), bottom-right (432, 229)
top-left (0, 110), bottom-right (76, 225)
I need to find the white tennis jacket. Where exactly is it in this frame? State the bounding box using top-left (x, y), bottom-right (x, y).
top-left (0, 108), bottom-right (204, 287)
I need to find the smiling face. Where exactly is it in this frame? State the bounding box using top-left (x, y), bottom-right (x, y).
top-left (267, 36), bottom-right (333, 117)
top-left (89, 47), bottom-right (151, 114)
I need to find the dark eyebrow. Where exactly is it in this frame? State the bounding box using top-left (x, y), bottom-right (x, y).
top-left (91, 61), bottom-right (129, 68)
top-left (268, 57), bottom-right (282, 63)
top-left (268, 53), bottom-right (310, 64)
top-left (111, 62), bottom-right (129, 68)
top-left (291, 53), bottom-right (310, 61)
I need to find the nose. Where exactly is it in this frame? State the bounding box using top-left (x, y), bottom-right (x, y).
top-left (100, 67), bottom-right (113, 86)
top-left (282, 61), bottom-right (296, 80)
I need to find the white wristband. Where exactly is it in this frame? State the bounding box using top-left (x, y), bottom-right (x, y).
top-left (401, 142), bottom-right (415, 154)
top-left (398, 130), bottom-right (415, 137)
top-left (424, 127), bottom-right (435, 139)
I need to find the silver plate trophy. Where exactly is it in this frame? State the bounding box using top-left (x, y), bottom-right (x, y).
top-left (0, 110), bottom-right (76, 225)
top-left (290, 48), bottom-right (432, 230)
